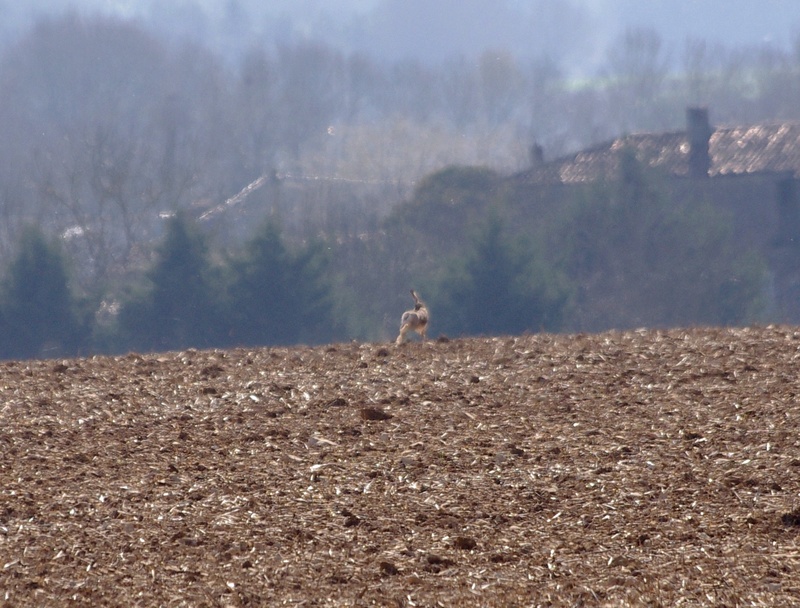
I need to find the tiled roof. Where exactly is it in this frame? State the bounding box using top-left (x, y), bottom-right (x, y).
top-left (517, 123), bottom-right (800, 184)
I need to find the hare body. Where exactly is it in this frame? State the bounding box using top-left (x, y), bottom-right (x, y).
top-left (396, 290), bottom-right (429, 344)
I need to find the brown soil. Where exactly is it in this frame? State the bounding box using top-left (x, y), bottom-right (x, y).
top-left (2, 327), bottom-right (800, 606)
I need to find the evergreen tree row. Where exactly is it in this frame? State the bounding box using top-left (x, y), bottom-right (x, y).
top-left (0, 215), bottom-right (339, 360)
top-left (0, 158), bottom-right (771, 361)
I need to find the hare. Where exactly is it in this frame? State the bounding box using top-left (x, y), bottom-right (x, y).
top-left (396, 290), bottom-right (429, 344)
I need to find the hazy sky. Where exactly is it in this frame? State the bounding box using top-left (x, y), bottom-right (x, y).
top-left (4, 0), bottom-right (800, 75)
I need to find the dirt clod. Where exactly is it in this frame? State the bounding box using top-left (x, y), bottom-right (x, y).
top-left (453, 536), bottom-right (478, 551)
top-left (379, 561), bottom-right (399, 576)
top-left (343, 515), bottom-right (361, 527)
top-left (359, 406), bottom-right (393, 421)
top-left (780, 510), bottom-right (800, 526)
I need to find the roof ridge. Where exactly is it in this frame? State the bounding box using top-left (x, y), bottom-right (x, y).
top-left (515, 118), bottom-right (800, 184)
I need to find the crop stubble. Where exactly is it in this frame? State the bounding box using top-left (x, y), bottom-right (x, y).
top-left (1, 326), bottom-right (800, 605)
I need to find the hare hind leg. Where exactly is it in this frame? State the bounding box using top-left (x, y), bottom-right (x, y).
top-left (396, 324), bottom-right (410, 345)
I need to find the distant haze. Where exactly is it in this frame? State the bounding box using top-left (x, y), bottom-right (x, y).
top-left (2, 0), bottom-right (800, 75)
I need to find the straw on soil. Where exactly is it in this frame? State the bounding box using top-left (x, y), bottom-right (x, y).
top-left (2, 327), bottom-right (800, 605)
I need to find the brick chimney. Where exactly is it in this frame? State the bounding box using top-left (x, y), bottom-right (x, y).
top-left (687, 107), bottom-right (712, 178)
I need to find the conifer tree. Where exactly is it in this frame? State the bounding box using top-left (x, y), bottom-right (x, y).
top-left (227, 220), bottom-right (335, 345)
top-left (118, 213), bottom-right (223, 352)
top-left (0, 227), bottom-right (86, 359)
top-left (433, 215), bottom-right (567, 337)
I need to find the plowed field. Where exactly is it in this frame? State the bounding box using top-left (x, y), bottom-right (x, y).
top-left (2, 327), bottom-right (800, 606)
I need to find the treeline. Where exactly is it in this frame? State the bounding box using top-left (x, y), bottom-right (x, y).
top-left (3, 13), bottom-right (800, 292)
top-left (351, 161), bottom-right (766, 339)
top-left (0, 215), bottom-right (340, 359)
top-left (0, 158), bottom-right (769, 359)
top-left (0, 12), bottom-right (795, 357)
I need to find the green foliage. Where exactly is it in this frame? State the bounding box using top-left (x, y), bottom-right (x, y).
top-left (432, 215), bottom-right (568, 337)
top-left (226, 220), bottom-right (336, 346)
top-left (555, 153), bottom-right (767, 330)
top-left (0, 227), bottom-right (87, 359)
top-left (118, 213), bottom-right (224, 352)
top-left (0, 156), bottom-right (774, 358)
top-left (389, 165), bottom-right (502, 236)
top-left (379, 167), bottom-right (569, 340)
top-left (345, 165), bottom-right (508, 340)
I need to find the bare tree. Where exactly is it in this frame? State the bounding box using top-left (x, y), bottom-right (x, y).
top-left (275, 42), bottom-right (346, 159)
top-left (477, 50), bottom-right (525, 126)
top-left (0, 14), bottom-right (241, 289)
top-left (604, 27), bottom-right (672, 133)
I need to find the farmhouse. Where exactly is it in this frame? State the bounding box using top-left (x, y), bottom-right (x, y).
top-left (512, 108), bottom-right (800, 322)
